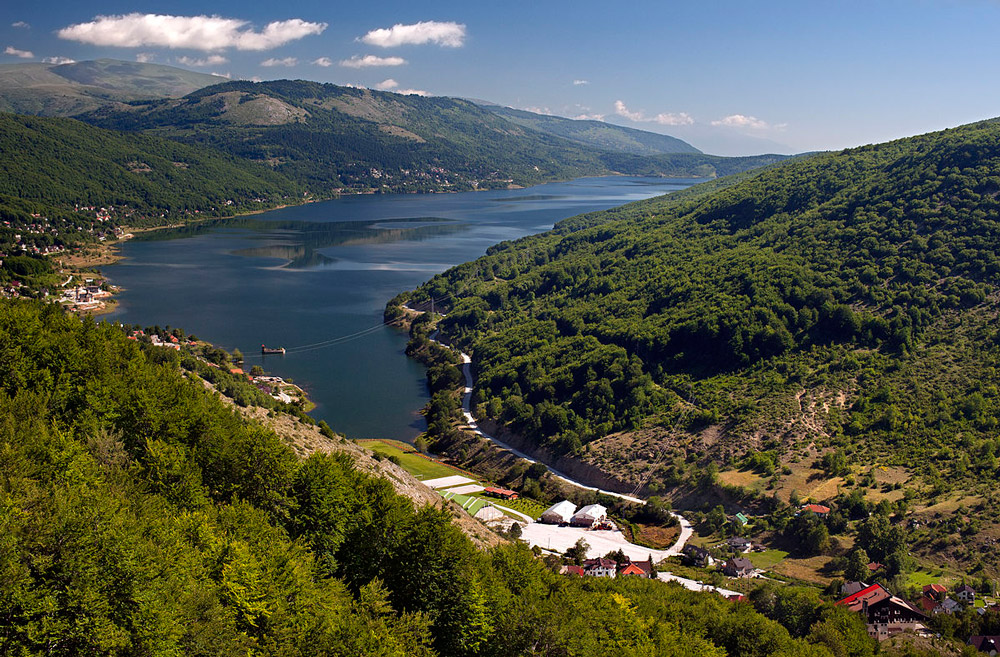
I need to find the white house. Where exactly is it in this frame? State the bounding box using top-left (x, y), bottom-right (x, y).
top-left (570, 504), bottom-right (608, 527)
top-left (540, 500), bottom-right (577, 524)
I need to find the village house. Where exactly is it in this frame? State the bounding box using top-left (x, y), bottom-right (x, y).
top-left (836, 583), bottom-right (927, 641)
top-left (957, 584), bottom-right (977, 605)
top-left (799, 504), bottom-right (830, 517)
top-left (723, 557), bottom-right (754, 578)
top-left (617, 557), bottom-right (656, 579)
top-left (683, 544), bottom-right (715, 568)
top-left (582, 558), bottom-right (617, 578)
top-left (724, 537), bottom-right (752, 553)
top-left (970, 636), bottom-right (1000, 655)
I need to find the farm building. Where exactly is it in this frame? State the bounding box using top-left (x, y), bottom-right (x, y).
top-left (540, 500), bottom-right (577, 524)
top-left (570, 504), bottom-right (608, 527)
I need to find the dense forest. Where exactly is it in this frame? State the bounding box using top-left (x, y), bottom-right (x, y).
top-left (401, 118), bottom-right (1000, 490)
top-left (0, 299), bottom-right (890, 656)
top-left (78, 80), bottom-right (787, 194)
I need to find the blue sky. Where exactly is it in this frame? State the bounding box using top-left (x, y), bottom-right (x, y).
top-left (3, 0), bottom-right (1000, 155)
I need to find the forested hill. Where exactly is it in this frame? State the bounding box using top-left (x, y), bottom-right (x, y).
top-left (0, 113), bottom-right (300, 249)
top-left (0, 113), bottom-right (300, 212)
top-left (0, 299), bottom-right (879, 655)
top-left (78, 79), bottom-right (786, 193)
top-left (404, 118), bottom-right (1000, 489)
top-left (485, 105), bottom-right (702, 155)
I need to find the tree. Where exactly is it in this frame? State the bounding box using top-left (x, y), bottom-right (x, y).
top-left (565, 538), bottom-right (589, 565)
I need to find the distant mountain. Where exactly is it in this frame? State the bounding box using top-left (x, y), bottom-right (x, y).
top-left (0, 59), bottom-right (225, 116)
top-left (486, 105), bottom-right (702, 155)
top-left (79, 78), bottom-right (784, 194)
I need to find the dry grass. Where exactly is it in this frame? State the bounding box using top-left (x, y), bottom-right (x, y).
top-left (771, 554), bottom-right (835, 585)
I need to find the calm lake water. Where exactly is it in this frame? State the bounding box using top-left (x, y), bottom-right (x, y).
top-left (105, 176), bottom-right (696, 440)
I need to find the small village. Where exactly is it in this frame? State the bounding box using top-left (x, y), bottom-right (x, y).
top-left (354, 437), bottom-right (1000, 654)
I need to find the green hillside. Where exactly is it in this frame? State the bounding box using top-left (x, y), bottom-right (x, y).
top-left (401, 119), bottom-right (1000, 498)
top-left (0, 59), bottom-right (224, 116)
top-left (0, 299), bottom-right (884, 656)
top-left (487, 105), bottom-right (703, 155)
top-left (79, 79), bottom-right (785, 194)
top-left (0, 113), bottom-right (300, 252)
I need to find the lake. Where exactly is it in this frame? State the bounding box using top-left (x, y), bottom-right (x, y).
top-left (105, 176), bottom-right (696, 440)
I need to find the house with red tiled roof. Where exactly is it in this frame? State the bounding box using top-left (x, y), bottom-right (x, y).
top-left (618, 562), bottom-right (648, 577)
top-left (922, 583), bottom-right (947, 601)
top-left (836, 583), bottom-right (927, 641)
top-left (562, 565), bottom-right (585, 577)
top-left (483, 486), bottom-right (519, 500)
top-left (800, 503), bottom-right (831, 515)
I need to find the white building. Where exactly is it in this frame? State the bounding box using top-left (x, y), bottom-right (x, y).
top-left (570, 504), bottom-right (608, 527)
top-left (540, 500), bottom-right (577, 524)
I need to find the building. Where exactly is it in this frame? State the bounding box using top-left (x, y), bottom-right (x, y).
top-left (723, 557), bottom-right (754, 578)
top-left (836, 583), bottom-right (927, 641)
top-left (841, 581), bottom-right (870, 597)
top-left (922, 583), bottom-right (947, 601)
top-left (561, 565), bottom-right (585, 577)
top-left (957, 584), bottom-right (977, 605)
top-left (970, 636), bottom-right (1000, 655)
top-left (570, 504), bottom-right (608, 527)
top-left (483, 486), bottom-right (519, 501)
top-left (725, 537), bottom-right (752, 553)
top-left (799, 504), bottom-right (831, 516)
top-left (734, 512), bottom-right (749, 527)
top-left (683, 545), bottom-right (715, 568)
top-left (582, 558), bottom-right (617, 578)
top-left (618, 562), bottom-right (649, 577)
top-left (540, 500), bottom-right (577, 524)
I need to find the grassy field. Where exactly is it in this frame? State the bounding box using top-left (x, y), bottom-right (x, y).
top-left (749, 549), bottom-right (790, 570)
top-left (356, 439), bottom-right (467, 481)
top-left (477, 496), bottom-right (547, 519)
top-left (441, 491), bottom-right (488, 516)
top-left (907, 566), bottom-right (950, 588)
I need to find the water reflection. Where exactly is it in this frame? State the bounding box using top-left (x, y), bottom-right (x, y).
top-left (134, 216), bottom-right (465, 269)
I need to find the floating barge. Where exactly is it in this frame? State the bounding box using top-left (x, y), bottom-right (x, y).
top-left (261, 344), bottom-right (286, 355)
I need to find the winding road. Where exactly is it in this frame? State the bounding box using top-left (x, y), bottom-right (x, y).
top-left (429, 332), bottom-right (693, 556)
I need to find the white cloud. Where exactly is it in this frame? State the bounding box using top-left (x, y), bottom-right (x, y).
top-left (613, 100), bottom-right (645, 122)
top-left (312, 56), bottom-right (333, 67)
top-left (43, 56), bottom-right (76, 65)
top-left (614, 100), bottom-right (693, 126)
top-left (58, 14), bottom-right (326, 51)
top-left (574, 113), bottom-right (605, 121)
top-left (361, 21), bottom-right (465, 48)
top-left (260, 57), bottom-right (297, 67)
top-left (340, 54), bottom-right (406, 68)
top-left (213, 71), bottom-right (232, 79)
top-left (4, 46), bottom-right (33, 58)
top-left (710, 114), bottom-right (772, 130)
top-left (135, 52), bottom-right (155, 63)
top-left (522, 106), bottom-right (553, 116)
top-left (573, 79), bottom-right (589, 86)
top-left (11, 21), bottom-right (29, 29)
top-left (651, 112), bottom-right (694, 126)
top-left (177, 54), bottom-right (228, 67)
top-left (374, 78), bottom-right (398, 90)
top-left (397, 88), bottom-right (429, 96)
